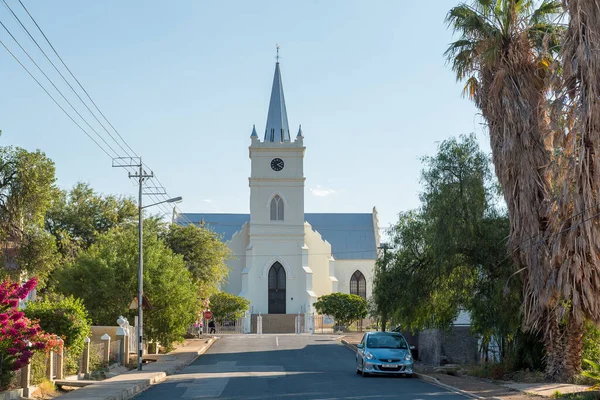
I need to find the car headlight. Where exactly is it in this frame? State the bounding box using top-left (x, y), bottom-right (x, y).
top-left (404, 353), bottom-right (412, 361)
top-left (364, 351), bottom-right (375, 360)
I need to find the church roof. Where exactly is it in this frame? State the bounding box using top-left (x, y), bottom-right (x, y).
top-left (174, 213), bottom-right (378, 260)
top-left (264, 62), bottom-right (290, 142)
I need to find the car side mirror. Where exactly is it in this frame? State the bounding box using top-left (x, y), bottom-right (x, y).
top-left (410, 346), bottom-right (415, 350)
top-left (357, 344), bottom-right (363, 349)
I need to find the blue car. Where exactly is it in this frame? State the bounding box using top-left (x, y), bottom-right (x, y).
top-left (355, 331), bottom-right (414, 377)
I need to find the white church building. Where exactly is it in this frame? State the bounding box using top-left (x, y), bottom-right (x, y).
top-left (176, 61), bottom-right (380, 320)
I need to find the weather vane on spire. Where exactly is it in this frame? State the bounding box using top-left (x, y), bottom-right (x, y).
top-left (276, 43), bottom-right (280, 62)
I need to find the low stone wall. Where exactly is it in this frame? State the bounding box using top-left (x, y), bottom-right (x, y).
top-left (251, 314), bottom-right (297, 333)
top-left (418, 326), bottom-right (478, 365)
top-left (90, 326), bottom-right (119, 343)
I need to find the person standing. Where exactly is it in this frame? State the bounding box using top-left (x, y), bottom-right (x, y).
top-left (209, 319), bottom-right (216, 334)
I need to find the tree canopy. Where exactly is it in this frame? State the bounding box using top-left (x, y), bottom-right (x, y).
top-left (374, 134), bottom-right (521, 360)
top-left (314, 292), bottom-right (367, 328)
top-left (45, 182), bottom-right (137, 259)
top-left (208, 292), bottom-right (250, 324)
top-left (165, 223), bottom-right (230, 298)
top-left (55, 221), bottom-right (198, 346)
top-left (0, 146), bottom-right (59, 287)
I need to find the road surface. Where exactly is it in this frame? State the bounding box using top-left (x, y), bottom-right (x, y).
top-left (134, 334), bottom-right (468, 399)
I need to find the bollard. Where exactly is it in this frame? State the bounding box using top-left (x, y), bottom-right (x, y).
top-left (56, 342), bottom-right (64, 380)
top-left (82, 337), bottom-right (90, 377)
top-left (257, 313), bottom-right (263, 335)
top-left (101, 334), bottom-right (111, 367)
top-left (20, 361), bottom-right (32, 397)
top-left (46, 350), bottom-right (54, 381)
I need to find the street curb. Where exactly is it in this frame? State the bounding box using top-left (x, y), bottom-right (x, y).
top-left (340, 338), bottom-right (500, 400)
top-left (55, 337), bottom-right (218, 400)
top-left (153, 336), bottom-right (218, 378)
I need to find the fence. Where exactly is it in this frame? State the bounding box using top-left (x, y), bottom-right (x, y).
top-left (312, 315), bottom-right (377, 334)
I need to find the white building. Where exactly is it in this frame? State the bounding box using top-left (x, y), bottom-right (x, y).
top-left (176, 61), bottom-right (380, 319)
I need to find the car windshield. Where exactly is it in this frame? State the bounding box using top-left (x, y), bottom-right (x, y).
top-left (366, 334), bottom-right (408, 349)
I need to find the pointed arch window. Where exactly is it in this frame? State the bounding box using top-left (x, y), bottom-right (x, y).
top-left (270, 195), bottom-right (284, 221)
top-left (350, 270), bottom-right (367, 299)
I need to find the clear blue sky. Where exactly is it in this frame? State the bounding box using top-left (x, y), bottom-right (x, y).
top-left (0, 0), bottom-right (485, 232)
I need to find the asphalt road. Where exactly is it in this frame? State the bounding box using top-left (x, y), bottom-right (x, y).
top-left (134, 335), bottom-right (468, 400)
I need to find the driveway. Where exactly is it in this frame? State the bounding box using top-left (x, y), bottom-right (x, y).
top-left (134, 334), bottom-right (469, 399)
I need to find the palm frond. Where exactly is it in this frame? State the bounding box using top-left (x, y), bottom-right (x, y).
top-left (530, 0), bottom-right (563, 26)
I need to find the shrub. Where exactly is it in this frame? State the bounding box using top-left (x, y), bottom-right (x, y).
top-left (314, 293), bottom-right (368, 329)
top-left (582, 321), bottom-right (600, 370)
top-left (209, 292), bottom-right (250, 324)
top-left (25, 294), bottom-right (91, 357)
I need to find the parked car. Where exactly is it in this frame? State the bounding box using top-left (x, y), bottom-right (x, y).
top-left (355, 331), bottom-right (414, 378)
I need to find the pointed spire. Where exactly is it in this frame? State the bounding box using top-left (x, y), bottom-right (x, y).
top-left (296, 124), bottom-right (303, 139)
top-left (264, 61), bottom-right (290, 142)
top-left (250, 124), bottom-right (258, 138)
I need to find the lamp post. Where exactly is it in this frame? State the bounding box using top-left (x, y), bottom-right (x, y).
top-left (136, 195), bottom-right (182, 371)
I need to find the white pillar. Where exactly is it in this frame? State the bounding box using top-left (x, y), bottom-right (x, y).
top-left (101, 334), bottom-right (111, 367)
top-left (257, 314), bottom-right (263, 334)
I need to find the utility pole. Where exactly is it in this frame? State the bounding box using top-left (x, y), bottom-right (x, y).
top-left (378, 243), bottom-right (391, 332)
top-left (113, 157), bottom-right (154, 371)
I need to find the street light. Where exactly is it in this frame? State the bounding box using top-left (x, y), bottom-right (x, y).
top-left (136, 195), bottom-right (182, 371)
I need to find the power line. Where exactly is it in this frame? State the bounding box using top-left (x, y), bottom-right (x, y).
top-left (0, 18), bottom-right (122, 158)
top-left (0, 36), bottom-right (113, 158)
top-left (14, 0), bottom-right (139, 158)
top-left (2, 0), bottom-right (134, 159)
top-left (0, 2), bottom-right (183, 216)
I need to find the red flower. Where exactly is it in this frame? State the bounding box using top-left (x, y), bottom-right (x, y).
top-left (13, 320), bottom-right (26, 330)
top-left (10, 312), bottom-right (24, 321)
top-left (0, 313), bottom-right (8, 322)
top-left (7, 348), bottom-right (18, 355)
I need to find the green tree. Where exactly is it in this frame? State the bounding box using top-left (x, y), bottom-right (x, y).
top-left (55, 221), bottom-right (198, 346)
top-left (314, 293), bottom-right (367, 328)
top-left (165, 224), bottom-right (230, 298)
top-left (377, 135), bottom-right (522, 363)
top-left (208, 292), bottom-right (250, 325)
top-left (0, 147), bottom-right (59, 287)
top-left (45, 182), bottom-right (137, 259)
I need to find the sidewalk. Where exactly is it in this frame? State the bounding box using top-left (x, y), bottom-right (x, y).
top-left (339, 336), bottom-right (591, 399)
top-left (53, 337), bottom-right (216, 400)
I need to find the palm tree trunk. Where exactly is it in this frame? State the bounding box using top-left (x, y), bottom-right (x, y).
top-left (543, 311), bottom-right (564, 379)
top-left (550, 0), bottom-right (600, 379)
top-left (563, 318), bottom-right (584, 378)
top-left (478, 48), bottom-right (554, 348)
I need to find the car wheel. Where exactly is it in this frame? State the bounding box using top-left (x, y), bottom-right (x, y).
top-left (356, 368), bottom-right (361, 375)
top-left (405, 373), bottom-right (413, 378)
top-left (361, 362), bottom-right (369, 377)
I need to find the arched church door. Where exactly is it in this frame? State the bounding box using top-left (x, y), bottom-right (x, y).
top-left (268, 262), bottom-right (286, 314)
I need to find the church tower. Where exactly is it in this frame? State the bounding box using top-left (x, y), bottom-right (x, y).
top-left (243, 60), bottom-right (307, 315)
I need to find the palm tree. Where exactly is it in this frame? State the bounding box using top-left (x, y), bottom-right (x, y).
top-left (445, 0), bottom-right (563, 377)
top-left (546, 0), bottom-right (600, 378)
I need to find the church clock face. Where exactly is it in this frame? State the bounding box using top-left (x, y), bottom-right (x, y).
top-left (270, 158), bottom-right (284, 171)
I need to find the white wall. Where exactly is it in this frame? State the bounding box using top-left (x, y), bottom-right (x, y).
top-left (221, 223), bottom-right (249, 296)
top-left (335, 259), bottom-right (376, 299)
top-left (304, 224), bottom-right (334, 298)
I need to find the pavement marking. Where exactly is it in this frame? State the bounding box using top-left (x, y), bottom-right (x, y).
top-left (174, 361), bottom-right (286, 398)
top-left (276, 336), bottom-right (279, 347)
